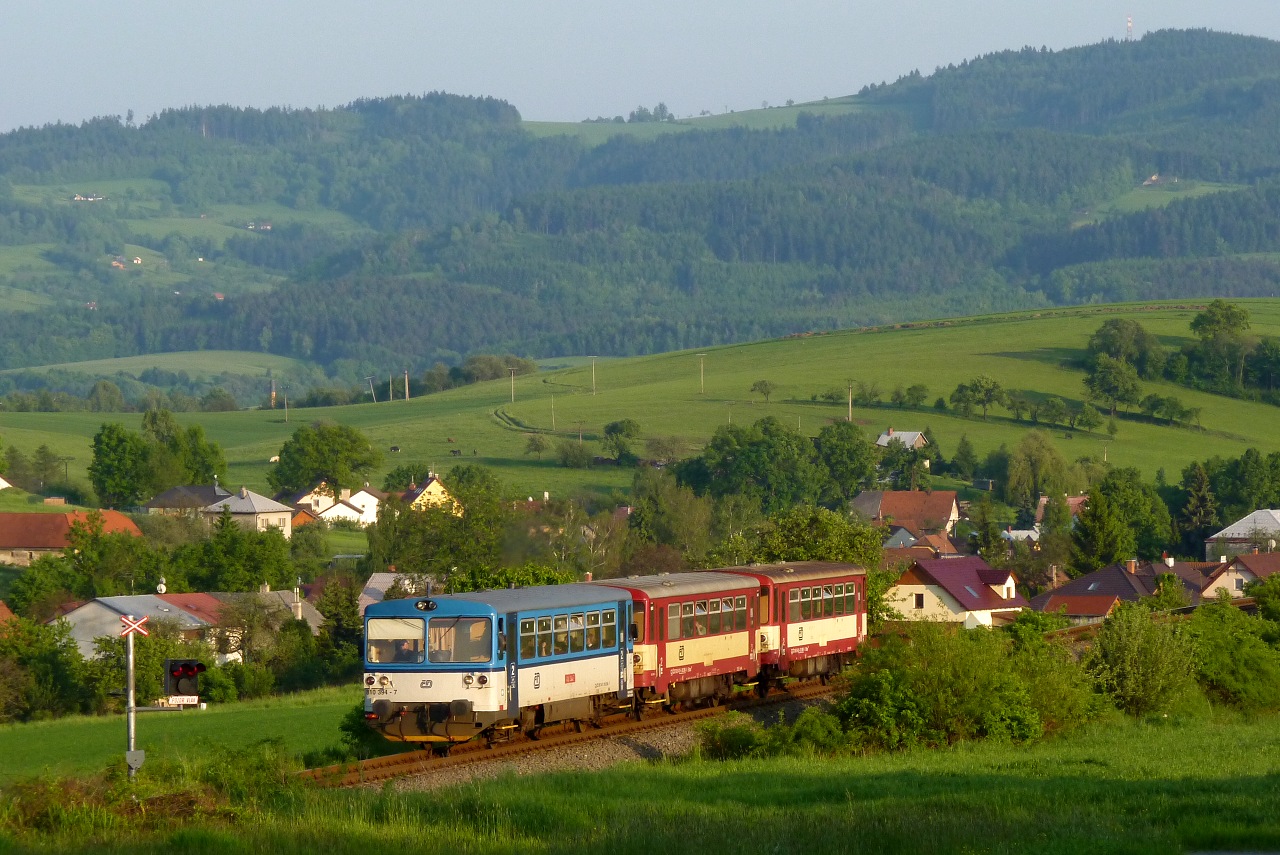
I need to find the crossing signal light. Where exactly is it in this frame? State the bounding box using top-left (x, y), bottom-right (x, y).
top-left (164, 658), bottom-right (206, 696)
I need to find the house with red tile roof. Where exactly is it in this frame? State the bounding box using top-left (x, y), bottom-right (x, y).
top-left (0, 511), bottom-right (142, 566)
top-left (1034, 494), bottom-right (1088, 525)
top-left (1036, 593), bottom-right (1120, 625)
top-left (890, 556), bottom-right (1028, 628)
top-left (851, 490), bottom-right (959, 536)
top-left (1199, 552), bottom-right (1280, 600)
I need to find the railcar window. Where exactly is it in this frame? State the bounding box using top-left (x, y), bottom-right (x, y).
top-left (824, 585), bottom-right (835, 617)
top-left (427, 617), bottom-right (492, 663)
top-left (603, 609), bottom-right (618, 648)
top-left (682, 603), bottom-right (696, 639)
top-left (735, 596), bottom-right (748, 630)
top-left (723, 597), bottom-right (736, 631)
top-left (520, 619), bottom-right (536, 659)
top-left (800, 588), bottom-right (812, 620)
top-left (789, 589), bottom-right (801, 622)
top-left (834, 584), bottom-right (845, 616)
top-left (537, 617), bottom-right (553, 657)
top-left (759, 592), bottom-right (769, 627)
top-left (586, 612), bottom-right (601, 650)
top-left (667, 604), bottom-right (681, 640)
top-left (569, 613), bottom-right (585, 653)
top-left (366, 617), bottom-right (425, 664)
top-left (553, 615), bottom-right (569, 655)
top-left (845, 584), bottom-right (856, 613)
top-left (695, 601), bottom-right (708, 636)
top-left (708, 599), bottom-right (721, 634)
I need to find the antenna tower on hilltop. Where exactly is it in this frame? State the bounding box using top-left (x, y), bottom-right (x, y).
top-left (1126, 15), bottom-right (1133, 41)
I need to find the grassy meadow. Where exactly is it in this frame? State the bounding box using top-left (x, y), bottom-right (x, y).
top-left (1, 699), bottom-right (1278, 853)
top-left (1, 300), bottom-right (1279, 501)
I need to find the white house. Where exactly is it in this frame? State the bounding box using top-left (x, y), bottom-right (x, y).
top-left (1205, 509), bottom-right (1280, 560)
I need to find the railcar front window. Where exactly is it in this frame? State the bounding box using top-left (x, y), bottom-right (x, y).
top-left (366, 617), bottom-right (425, 664)
top-left (426, 617), bottom-right (492, 663)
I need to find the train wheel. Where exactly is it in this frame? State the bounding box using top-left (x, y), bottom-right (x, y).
top-left (756, 676), bottom-right (770, 698)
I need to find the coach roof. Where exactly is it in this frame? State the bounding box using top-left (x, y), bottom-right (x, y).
top-left (711, 562), bottom-right (867, 584)
top-left (595, 571), bottom-right (757, 599)
top-left (372, 583), bottom-right (627, 616)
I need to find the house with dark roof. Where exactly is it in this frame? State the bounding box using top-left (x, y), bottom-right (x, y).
top-left (0, 511), bottom-right (142, 566)
top-left (889, 556), bottom-right (1028, 628)
top-left (851, 490), bottom-right (959, 536)
top-left (1029, 558), bottom-right (1209, 612)
top-left (145, 484), bottom-right (232, 515)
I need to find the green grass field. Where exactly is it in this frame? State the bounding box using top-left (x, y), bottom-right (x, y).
top-left (1074, 180), bottom-right (1246, 226)
top-left (1, 301), bottom-right (1278, 501)
top-left (522, 96), bottom-right (866, 145)
top-left (0, 350), bottom-right (306, 380)
top-left (1, 697), bottom-right (1277, 853)
top-left (0, 685), bottom-right (359, 785)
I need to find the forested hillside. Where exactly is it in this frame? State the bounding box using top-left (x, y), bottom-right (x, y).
top-left (4, 29), bottom-right (1280, 392)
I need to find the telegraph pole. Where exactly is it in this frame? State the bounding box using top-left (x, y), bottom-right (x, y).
top-left (509, 368), bottom-right (517, 403)
top-left (697, 353), bottom-right (706, 395)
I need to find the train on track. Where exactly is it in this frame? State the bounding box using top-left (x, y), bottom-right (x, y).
top-left (362, 561), bottom-right (867, 749)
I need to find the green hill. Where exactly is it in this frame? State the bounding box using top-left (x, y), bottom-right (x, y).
top-left (6, 30), bottom-right (1280, 387)
top-left (3, 302), bottom-right (1277, 501)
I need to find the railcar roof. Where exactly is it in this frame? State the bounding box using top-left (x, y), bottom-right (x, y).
top-left (711, 562), bottom-right (867, 584)
top-left (594, 571), bottom-right (758, 598)
top-left (367, 583), bottom-right (627, 616)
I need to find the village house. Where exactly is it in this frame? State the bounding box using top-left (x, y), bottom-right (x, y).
top-left (402, 475), bottom-right (462, 515)
top-left (0, 511), bottom-right (142, 567)
top-left (851, 489), bottom-right (960, 536)
top-left (889, 556), bottom-right (1028, 628)
top-left (1196, 552), bottom-right (1280, 599)
top-left (875, 428), bottom-right (928, 450)
top-left (1033, 593), bottom-right (1121, 625)
top-left (1029, 557), bottom-right (1213, 612)
top-left (204, 486), bottom-right (294, 539)
top-left (1204, 509), bottom-right (1280, 560)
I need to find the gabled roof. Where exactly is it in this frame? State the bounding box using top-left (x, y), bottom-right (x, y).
top-left (1227, 552), bottom-right (1280, 580)
top-left (1040, 593), bottom-right (1120, 618)
top-left (876, 430), bottom-right (927, 448)
top-left (317, 499), bottom-right (366, 519)
top-left (1034, 495), bottom-right (1088, 524)
top-left (157, 593), bottom-right (226, 625)
top-left (147, 484), bottom-right (231, 510)
top-left (204, 487), bottom-right (292, 515)
top-left (349, 486), bottom-right (388, 501)
top-left (89, 595), bottom-right (214, 629)
top-left (359, 572), bottom-right (425, 613)
top-left (1209, 509), bottom-right (1280, 541)
top-left (0, 511), bottom-right (142, 549)
top-left (851, 490), bottom-right (958, 533)
top-left (909, 557), bottom-right (1028, 612)
top-left (1028, 561), bottom-right (1204, 610)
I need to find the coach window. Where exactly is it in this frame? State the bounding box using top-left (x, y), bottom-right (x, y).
top-left (708, 599), bottom-right (721, 634)
top-left (603, 609), bottom-right (618, 647)
top-left (834, 585), bottom-right (845, 616)
top-left (823, 586), bottom-right (835, 617)
top-left (844, 584), bottom-right (856, 614)
top-left (788, 589), bottom-right (801, 622)
top-left (800, 588), bottom-right (812, 620)
top-left (586, 612), bottom-right (601, 650)
top-left (569, 614), bottom-right (585, 653)
top-left (520, 619), bottom-right (537, 659)
top-left (553, 615), bottom-right (570, 655)
top-left (667, 603), bottom-right (681, 640)
top-left (366, 617), bottom-right (424, 664)
top-left (735, 596), bottom-right (748, 630)
top-left (694, 601), bottom-right (708, 636)
top-left (759, 591), bottom-right (770, 626)
top-left (537, 617), bottom-right (553, 657)
top-left (682, 603), bottom-right (696, 639)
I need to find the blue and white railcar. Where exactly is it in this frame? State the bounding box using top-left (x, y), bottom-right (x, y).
top-left (364, 584), bottom-right (633, 746)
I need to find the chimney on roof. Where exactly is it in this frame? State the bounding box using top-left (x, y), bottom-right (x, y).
top-left (240, 486), bottom-right (248, 499)
top-left (1125, 558), bottom-right (1137, 574)
top-left (1253, 546), bottom-right (1260, 555)
top-left (1165, 555), bottom-right (1175, 568)
top-left (888, 427), bottom-right (894, 435)
top-left (1220, 555), bottom-right (1227, 564)
top-left (292, 584), bottom-right (302, 620)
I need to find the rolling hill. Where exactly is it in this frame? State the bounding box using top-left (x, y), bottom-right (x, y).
top-left (1, 302), bottom-right (1276, 503)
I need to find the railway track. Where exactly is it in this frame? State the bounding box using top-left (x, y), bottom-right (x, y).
top-left (301, 681), bottom-right (835, 788)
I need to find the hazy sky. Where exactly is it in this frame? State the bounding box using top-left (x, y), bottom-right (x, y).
top-left (4, 1), bottom-right (1280, 132)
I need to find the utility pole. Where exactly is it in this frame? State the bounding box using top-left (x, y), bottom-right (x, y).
top-left (404, 370), bottom-right (409, 401)
top-left (697, 353), bottom-right (706, 395)
top-left (365, 376), bottom-right (377, 403)
top-left (389, 374), bottom-right (393, 402)
top-left (509, 368), bottom-right (517, 403)
top-left (551, 395), bottom-right (556, 431)
top-left (589, 356), bottom-right (598, 396)
top-left (847, 379), bottom-right (853, 422)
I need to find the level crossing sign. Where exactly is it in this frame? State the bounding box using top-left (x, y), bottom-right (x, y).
top-left (120, 615), bottom-right (150, 637)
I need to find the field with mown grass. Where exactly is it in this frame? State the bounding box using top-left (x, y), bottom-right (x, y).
top-left (2, 300), bottom-right (1279, 502)
top-left (1, 704), bottom-right (1278, 853)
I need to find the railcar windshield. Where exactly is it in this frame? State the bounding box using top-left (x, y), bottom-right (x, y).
top-left (428, 617), bottom-right (493, 663)
top-left (366, 617), bottom-right (425, 664)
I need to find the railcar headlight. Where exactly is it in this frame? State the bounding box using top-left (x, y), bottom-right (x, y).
top-left (365, 675), bottom-right (375, 687)
top-left (477, 675), bottom-right (489, 686)
top-left (463, 674), bottom-right (475, 686)
top-left (633, 653), bottom-right (642, 665)
top-left (378, 675), bottom-right (391, 688)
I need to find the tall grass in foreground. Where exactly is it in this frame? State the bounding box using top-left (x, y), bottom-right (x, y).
top-left (3, 712), bottom-right (1279, 854)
